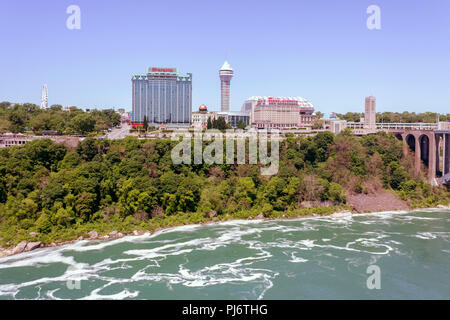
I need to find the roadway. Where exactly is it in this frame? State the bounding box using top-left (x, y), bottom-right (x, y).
top-left (105, 123), bottom-right (131, 140)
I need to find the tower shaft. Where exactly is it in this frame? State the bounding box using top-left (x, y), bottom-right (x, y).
top-left (219, 61), bottom-right (233, 112)
top-left (41, 84), bottom-right (48, 109)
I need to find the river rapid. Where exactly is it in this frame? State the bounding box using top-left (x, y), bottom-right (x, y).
top-left (0, 209), bottom-right (449, 299)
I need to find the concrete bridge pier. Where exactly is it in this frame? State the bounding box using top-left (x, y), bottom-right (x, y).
top-left (436, 135), bottom-right (441, 175)
top-left (428, 134), bottom-right (436, 181)
top-left (401, 133), bottom-right (408, 157)
top-left (415, 135), bottom-right (421, 175)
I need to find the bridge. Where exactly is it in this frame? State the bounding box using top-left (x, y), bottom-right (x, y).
top-left (345, 122), bottom-right (450, 185)
top-left (384, 126), bottom-right (450, 185)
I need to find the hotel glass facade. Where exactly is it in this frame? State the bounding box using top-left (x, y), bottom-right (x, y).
top-left (132, 67), bottom-right (192, 126)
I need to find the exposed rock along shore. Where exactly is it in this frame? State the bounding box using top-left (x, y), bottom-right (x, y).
top-left (0, 229), bottom-right (141, 258)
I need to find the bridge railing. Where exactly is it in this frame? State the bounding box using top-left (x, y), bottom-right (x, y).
top-left (377, 123), bottom-right (437, 130)
top-left (346, 122), bottom-right (438, 131)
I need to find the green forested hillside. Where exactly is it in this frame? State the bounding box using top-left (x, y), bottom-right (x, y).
top-left (0, 130), bottom-right (449, 247)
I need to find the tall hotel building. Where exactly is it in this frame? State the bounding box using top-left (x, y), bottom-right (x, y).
top-left (219, 61), bottom-right (233, 112)
top-left (132, 67), bottom-right (192, 127)
top-left (242, 96), bottom-right (316, 129)
top-left (364, 96), bottom-right (376, 130)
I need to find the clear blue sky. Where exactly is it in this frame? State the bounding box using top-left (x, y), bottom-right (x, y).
top-left (1, 0), bottom-right (449, 115)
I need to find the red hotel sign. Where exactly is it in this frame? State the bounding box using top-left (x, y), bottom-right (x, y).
top-left (257, 98), bottom-right (301, 106)
top-left (152, 67), bottom-right (174, 72)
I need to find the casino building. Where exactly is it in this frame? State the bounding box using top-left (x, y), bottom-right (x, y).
top-left (132, 67), bottom-right (192, 127)
top-left (191, 105), bottom-right (218, 128)
top-left (242, 96), bottom-right (316, 129)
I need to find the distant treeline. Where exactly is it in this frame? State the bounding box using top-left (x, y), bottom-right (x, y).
top-left (335, 112), bottom-right (450, 123)
top-left (0, 102), bottom-right (121, 135)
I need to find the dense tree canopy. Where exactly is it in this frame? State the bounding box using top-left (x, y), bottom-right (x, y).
top-left (207, 117), bottom-right (231, 130)
top-left (0, 102), bottom-right (121, 135)
top-left (0, 130), bottom-right (448, 247)
top-left (335, 111), bottom-right (450, 123)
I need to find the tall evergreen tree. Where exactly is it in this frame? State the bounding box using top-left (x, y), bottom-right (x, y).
top-left (143, 116), bottom-right (148, 132)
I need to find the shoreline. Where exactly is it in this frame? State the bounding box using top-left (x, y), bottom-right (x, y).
top-left (1, 204), bottom-right (449, 259)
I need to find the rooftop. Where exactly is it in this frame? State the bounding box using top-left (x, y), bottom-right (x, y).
top-left (246, 96), bottom-right (311, 102)
top-left (220, 61), bottom-right (233, 71)
top-left (218, 111), bottom-right (250, 116)
top-left (132, 67), bottom-right (192, 81)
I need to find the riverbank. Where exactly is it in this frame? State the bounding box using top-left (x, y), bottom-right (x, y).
top-left (1, 202), bottom-right (449, 259)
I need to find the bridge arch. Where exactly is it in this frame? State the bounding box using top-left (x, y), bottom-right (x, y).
top-left (405, 134), bottom-right (416, 152)
top-left (419, 134), bottom-right (430, 167)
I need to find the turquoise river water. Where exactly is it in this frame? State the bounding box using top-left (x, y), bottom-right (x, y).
top-left (0, 209), bottom-right (449, 299)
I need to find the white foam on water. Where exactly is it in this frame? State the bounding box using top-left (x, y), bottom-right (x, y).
top-left (0, 246), bottom-right (78, 269)
top-left (414, 232), bottom-right (438, 240)
top-left (1, 208), bottom-right (448, 299)
top-left (0, 267), bottom-right (91, 298)
top-left (81, 287), bottom-right (139, 300)
top-left (359, 210), bottom-right (411, 217)
top-left (129, 260), bottom-right (277, 292)
top-left (262, 235), bottom-right (394, 256)
top-left (123, 237), bottom-right (212, 258)
top-left (289, 252), bottom-right (308, 263)
top-left (299, 239), bottom-right (315, 248)
top-left (124, 248), bottom-right (193, 259)
top-left (212, 219), bottom-right (267, 226)
top-left (67, 234), bottom-right (149, 253)
top-left (344, 237), bottom-right (394, 255)
top-left (216, 226), bottom-right (263, 241)
top-left (329, 211), bottom-right (353, 219)
top-left (109, 230), bottom-right (280, 299)
top-left (400, 216), bottom-right (440, 221)
top-left (156, 224), bottom-right (201, 235)
top-left (45, 289), bottom-right (62, 300)
top-left (256, 274), bottom-right (276, 300)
